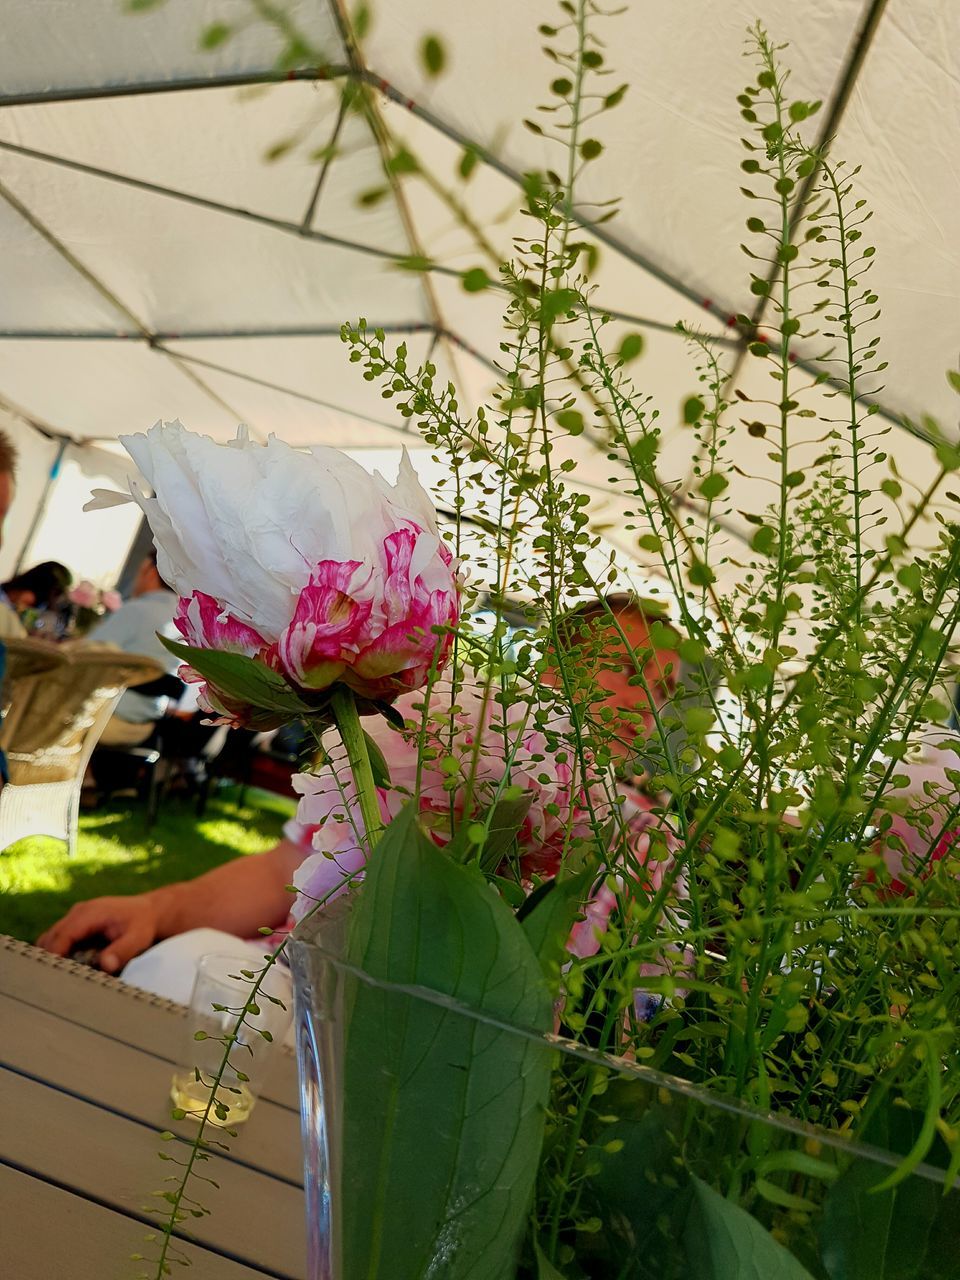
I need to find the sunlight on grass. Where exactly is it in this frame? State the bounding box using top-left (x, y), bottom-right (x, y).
top-left (0, 785), bottom-right (296, 944)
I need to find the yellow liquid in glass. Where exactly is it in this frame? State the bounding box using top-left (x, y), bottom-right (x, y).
top-left (170, 1072), bottom-right (256, 1127)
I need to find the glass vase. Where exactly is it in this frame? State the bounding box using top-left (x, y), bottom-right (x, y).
top-left (287, 892), bottom-right (549, 1280)
top-left (287, 897), bottom-right (353, 1280)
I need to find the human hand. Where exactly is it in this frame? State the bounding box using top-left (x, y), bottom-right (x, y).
top-left (37, 895), bottom-right (162, 973)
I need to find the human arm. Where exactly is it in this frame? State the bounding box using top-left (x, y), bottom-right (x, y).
top-left (36, 838), bottom-right (305, 973)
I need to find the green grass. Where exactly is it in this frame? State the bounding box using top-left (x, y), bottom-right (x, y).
top-left (0, 785), bottom-right (296, 945)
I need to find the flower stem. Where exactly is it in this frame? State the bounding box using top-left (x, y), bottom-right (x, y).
top-left (330, 685), bottom-right (383, 849)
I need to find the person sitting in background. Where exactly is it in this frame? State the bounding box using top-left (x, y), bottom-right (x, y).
top-left (84, 549), bottom-right (181, 746)
top-left (0, 584), bottom-right (25, 639)
top-left (38, 597), bottom-right (683, 1006)
top-left (1, 560), bottom-right (72, 638)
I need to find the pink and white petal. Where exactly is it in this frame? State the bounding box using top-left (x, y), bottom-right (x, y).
top-left (174, 592), bottom-right (269, 656)
top-left (277, 560), bottom-right (373, 688)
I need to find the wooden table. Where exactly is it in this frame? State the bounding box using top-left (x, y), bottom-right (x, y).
top-left (0, 936), bottom-right (307, 1279)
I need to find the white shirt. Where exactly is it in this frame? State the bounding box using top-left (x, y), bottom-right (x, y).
top-left (87, 590), bottom-right (180, 723)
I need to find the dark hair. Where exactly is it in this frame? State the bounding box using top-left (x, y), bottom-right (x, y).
top-left (0, 429), bottom-right (17, 478)
top-left (3, 560), bottom-right (72, 606)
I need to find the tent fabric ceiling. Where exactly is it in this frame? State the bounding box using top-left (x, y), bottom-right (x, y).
top-left (0, 0), bottom-right (957, 577)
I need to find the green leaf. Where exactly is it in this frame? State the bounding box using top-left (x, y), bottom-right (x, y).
top-left (688, 557), bottom-right (716, 587)
top-left (580, 138), bottom-right (603, 161)
top-left (556, 408), bottom-right (585, 434)
top-left (752, 526), bottom-right (776, 555)
top-left (684, 395), bottom-right (705, 424)
top-left (352, 5), bottom-right (371, 39)
top-left (540, 288), bottom-right (579, 322)
top-left (583, 1090), bottom-right (690, 1274)
top-left (462, 267), bottom-right (492, 293)
top-left (618, 332), bottom-right (645, 363)
top-left (386, 147), bottom-right (418, 175)
top-left (477, 792), bottom-right (536, 874)
top-left (264, 138), bottom-right (296, 162)
top-left (947, 369), bottom-right (960, 395)
top-left (534, 1240), bottom-right (570, 1278)
top-left (458, 147), bottom-right (479, 180)
top-left (491, 874), bottom-right (526, 909)
top-left (361, 729), bottom-right (391, 789)
top-left (678, 637), bottom-right (706, 664)
top-left (199, 21), bottom-right (231, 49)
top-left (341, 805), bottom-right (554, 1279)
top-left (684, 1177), bottom-right (816, 1279)
top-left (159, 637), bottom-right (315, 717)
top-left (819, 1103), bottom-right (960, 1280)
top-left (699, 473), bottom-right (729, 500)
top-left (519, 868), bottom-right (595, 986)
top-left (421, 34), bottom-right (446, 77)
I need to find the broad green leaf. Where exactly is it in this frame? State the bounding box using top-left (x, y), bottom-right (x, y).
top-left (819, 1104), bottom-right (960, 1280)
top-left (341, 805), bottom-right (554, 1280)
top-left (160, 637), bottom-right (316, 716)
top-left (443, 791), bottom-right (534, 869)
top-left (683, 1176), bottom-right (816, 1279)
top-left (361, 729), bottom-right (391, 788)
top-left (534, 1240), bottom-right (570, 1278)
top-left (477, 792), bottom-right (536, 874)
top-left (582, 1088), bottom-right (690, 1275)
top-left (519, 868), bottom-right (595, 985)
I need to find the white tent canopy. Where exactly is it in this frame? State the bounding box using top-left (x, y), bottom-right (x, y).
top-left (0, 0), bottom-right (957, 589)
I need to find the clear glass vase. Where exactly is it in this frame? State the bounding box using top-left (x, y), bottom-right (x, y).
top-left (288, 898), bottom-right (960, 1280)
top-left (287, 898), bottom-right (353, 1280)
top-left (286, 893), bottom-right (550, 1280)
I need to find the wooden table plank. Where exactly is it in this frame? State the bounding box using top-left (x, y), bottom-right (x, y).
top-left (0, 1067), bottom-right (306, 1279)
top-left (0, 992), bottom-right (304, 1185)
top-left (0, 1164), bottom-right (278, 1280)
top-left (0, 935), bottom-right (299, 1108)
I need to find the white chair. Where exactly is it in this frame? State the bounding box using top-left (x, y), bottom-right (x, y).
top-left (0, 644), bottom-right (164, 856)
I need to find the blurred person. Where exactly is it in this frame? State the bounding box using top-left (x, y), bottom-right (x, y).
top-left (38, 596), bottom-right (683, 1004)
top-left (84, 548), bottom-right (181, 746)
top-left (2, 560), bottom-right (72, 613)
top-left (868, 730), bottom-right (960, 896)
top-left (2, 560), bottom-right (72, 638)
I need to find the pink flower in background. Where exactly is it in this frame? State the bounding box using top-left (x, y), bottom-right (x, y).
top-left (566, 788), bottom-right (681, 960)
top-left (869, 740), bottom-right (960, 897)
top-left (109, 421), bottom-right (460, 723)
top-left (287, 680), bottom-right (608, 919)
top-left (100, 589), bottom-right (122, 612)
top-left (68, 580), bottom-right (99, 609)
